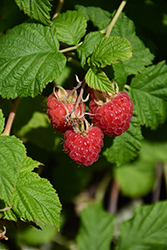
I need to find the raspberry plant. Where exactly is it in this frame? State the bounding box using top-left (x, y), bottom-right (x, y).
top-left (1, 0), bottom-right (167, 249)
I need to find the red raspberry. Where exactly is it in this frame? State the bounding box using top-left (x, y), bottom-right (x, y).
top-left (64, 126), bottom-right (104, 166)
top-left (47, 91), bottom-right (85, 133)
top-left (89, 91), bottom-right (133, 136)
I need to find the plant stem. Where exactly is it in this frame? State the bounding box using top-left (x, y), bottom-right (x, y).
top-left (52, 0), bottom-right (64, 20)
top-left (74, 80), bottom-right (86, 113)
top-left (59, 42), bottom-right (82, 53)
top-left (124, 84), bottom-right (131, 90)
top-left (108, 180), bottom-right (119, 214)
top-left (0, 206), bottom-right (12, 212)
top-left (105, 0), bottom-right (128, 37)
top-left (1, 97), bottom-right (20, 136)
top-left (152, 162), bottom-right (163, 203)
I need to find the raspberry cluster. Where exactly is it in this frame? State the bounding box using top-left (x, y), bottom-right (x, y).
top-left (47, 83), bottom-right (133, 166)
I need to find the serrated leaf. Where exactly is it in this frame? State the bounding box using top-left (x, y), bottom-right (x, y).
top-left (15, 0), bottom-right (52, 25)
top-left (0, 23), bottom-right (66, 99)
top-left (77, 31), bottom-right (104, 68)
top-left (116, 201), bottom-right (167, 250)
top-left (5, 171), bottom-right (61, 228)
top-left (52, 10), bottom-right (87, 45)
top-left (114, 161), bottom-right (155, 197)
top-left (0, 109), bottom-right (5, 134)
top-left (0, 136), bottom-right (26, 203)
top-left (104, 116), bottom-right (143, 167)
top-left (85, 68), bottom-right (113, 93)
top-left (129, 61), bottom-right (167, 129)
top-left (76, 202), bottom-right (115, 250)
top-left (111, 12), bottom-right (154, 79)
top-left (90, 36), bottom-right (132, 68)
top-left (0, 135), bottom-right (61, 228)
top-left (75, 5), bottom-right (112, 30)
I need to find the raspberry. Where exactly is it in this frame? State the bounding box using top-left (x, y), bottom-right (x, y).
top-left (64, 126), bottom-right (104, 166)
top-left (89, 91), bottom-right (133, 136)
top-left (47, 89), bottom-right (85, 133)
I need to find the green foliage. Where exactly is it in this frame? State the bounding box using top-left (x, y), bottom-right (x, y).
top-left (85, 68), bottom-right (114, 93)
top-left (77, 31), bottom-right (104, 68)
top-left (90, 36), bottom-right (132, 68)
top-left (129, 61), bottom-right (167, 129)
top-left (15, 0), bottom-right (52, 25)
top-left (0, 136), bottom-right (61, 228)
top-left (0, 22), bottom-right (66, 98)
top-left (75, 5), bottom-right (112, 30)
top-left (52, 10), bottom-right (87, 45)
top-left (114, 161), bottom-right (155, 197)
top-left (104, 116), bottom-right (143, 167)
top-left (76, 202), bottom-right (115, 250)
top-left (116, 201), bottom-right (167, 250)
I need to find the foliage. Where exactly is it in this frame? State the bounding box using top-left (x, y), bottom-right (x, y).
top-left (0, 0), bottom-right (167, 249)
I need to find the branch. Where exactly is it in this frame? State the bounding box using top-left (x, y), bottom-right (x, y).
top-left (52, 0), bottom-right (64, 20)
top-left (105, 0), bottom-right (128, 37)
top-left (1, 97), bottom-right (20, 136)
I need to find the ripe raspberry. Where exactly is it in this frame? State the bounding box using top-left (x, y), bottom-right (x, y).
top-left (47, 89), bottom-right (85, 133)
top-left (89, 91), bottom-right (133, 136)
top-left (64, 126), bottom-right (104, 166)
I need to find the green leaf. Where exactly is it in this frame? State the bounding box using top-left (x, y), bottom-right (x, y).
top-left (129, 61), bottom-right (167, 129)
top-left (75, 5), bottom-right (112, 30)
top-left (0, 135), bottom-right (61, 228)
top-left (0, 136), bottom-right (26, 203)
top-left (90, 36), bottom-right (132, 68)
top-left (104, 116), bottom-right (143, 167)
top-left (85, 68), bottom-right (114, 93)
top-left (114, 161), bottom-right (155, 197)
top-left (0, 23), bottom-right (66, 99)
top-left (52, 10), bottom-right (87, 45)
top-left (116, 201), bottom-right (167, 250)
top-left (111, 12), bottom-right (154, 78)
top-left (76, 202), bottom-right (115, 250)
top-left (15, 0), bottom-right (52, 25)
top-left (0, 109), bottom-right (5, 134)
top-left (17, 223), bottom-right (58, 246)
top-left (77, 31), bottom-right (104, 68)
top-left (5, 172), bottom-right (61, 228)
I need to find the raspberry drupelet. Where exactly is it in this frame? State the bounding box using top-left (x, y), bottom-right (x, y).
top-left (47, 87), bottom-right (85, 134)
top-left (89, 91), bottom-right (133, 136)
top-left (64, 126), bottom-right (104, 166)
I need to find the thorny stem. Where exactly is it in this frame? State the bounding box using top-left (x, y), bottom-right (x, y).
top-left (1, 97), bottom-right (20, 136)
top-left (59, 42), bottom-right (82, 54)
top-left (108, 180), bottom-right (119, 214)
top-left (105, 0), bottom-right (128, 37)
top-left (52, 0), bottom-right (64, 20)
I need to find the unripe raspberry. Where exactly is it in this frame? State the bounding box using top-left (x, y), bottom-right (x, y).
top-left (89, 91), bottom-right (133, 136)
top-left (64, 126), bottom-right (104, 166)
top-left (47, 87), bottom-right (85, 133)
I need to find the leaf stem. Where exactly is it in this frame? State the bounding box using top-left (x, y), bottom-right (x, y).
top-left (59, 42), bottom-right (82, 53)
top-left (0, 206), bottom-right (12, 212)
top-left (1, 97), bottom-right (20, 136)
top-left (124, 84), bottom-right (131, 90)
top-left (105, 0), bottom-right (128, 37)
top-left (52, 0), bottom-right (64, 20)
